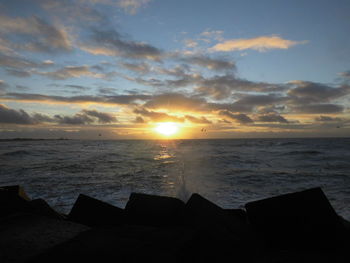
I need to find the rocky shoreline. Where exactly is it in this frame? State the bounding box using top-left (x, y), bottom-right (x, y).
top-left (0, 186), bottom-right (349, 262)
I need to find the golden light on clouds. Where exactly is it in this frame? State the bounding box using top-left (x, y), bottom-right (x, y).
top-left (210, 36), bottom-right (306, 52)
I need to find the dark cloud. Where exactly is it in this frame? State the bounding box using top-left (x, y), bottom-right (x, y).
top-left (37, 65), bottom-right (103, 80)
top-left (1, 92), bottom-right (151, 105)
top-left (134, 108), bottom-right (184, 122)
top-left (0, 53), bottom-right (39, 69)
top-left (15, 85), bottom-right (30, 91)
top-left (82, 29), bottom-right (163, 61)
top-left (0, 80), bottom-right (9, 91)
top-left (32, 112), bottom-right (55, 123)
top-left (229, 94), bottom-right (288, 113)
top-left (256, 113), bottom-right (289, 123)
top-left (98, 87), bottom-right (118, 95)
top-left (36, 0), bottom-right (106, 23)
top-left (185, 115), bottom-right (212, 124)
top-left (0, 104), bottom-right (36, 124)
top-left (116, 0), bottom-right (152, 15)
top-left (218, 110), bottom-right (253, 124)
top-left (143, 93), bottom-right (206, 111)
top-left (183, 56), bottom-right (235, 71)
top-left (134, 116), bottom-right (145, 123)
top-left (0, 91), bottom-right (290, 116)
top-left (288, 81), bottom-right (350, 103)
top-left (6, 69), bottom-right (31, 78)
top-left (292, 104), bottom-right (344, 114)
top-left (82, 109), bottom-right (117, 123)
top-left (0, 104), bottom-right (118, 126)
top-left (0, 15), bottom-right (71, 53)
top-left (196, 74), bottom-right (286, 100)
top-left (125, 68), bottom-right (286, 101)
top-left (315, 115), bottom-right (343, 122)
top-left (156, 64), bottom-right (191, 77)
top-left (339, 71), bottom-right (350, 79)
top-left (218, 119), bottom-right (232, 124)
top-left (120, 62), bottom-right (151, 74)
top-left (65, 85), bottom-right (91, 91)
top-left (54, 113), bottom-right (93, 125)
top-left (257, 105), bottom-right (286, 114)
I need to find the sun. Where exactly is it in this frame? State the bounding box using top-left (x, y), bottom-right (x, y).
top-left (154, 122), bottom-right (179, 136)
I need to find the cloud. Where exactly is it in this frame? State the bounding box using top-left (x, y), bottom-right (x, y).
top-left (42, 60), bottom-right (55, 66)
top-left (129, 71), bottom-right (285, 100)
top-left (199, 30), bottom-right (224, 42)
top-left (0, 104), bottom-right (36, 124)
top-left (120, 62), bottom-right (151, 74)
top-left (338, 71), bottom-right (350, 79)
top-left (134, 108), bottom-right (184, 122)
top-left (82, 109), bottom-right (117, 123)
top-left (0, 104), bottom-right (118, 126)
top-left (65, 85), bottom-right (91, 91)
top-left (52, 109), bottom-right (117, 125)
top-left (183, 56), bottom-right (235, 71)
top-left (256, 113), bottom-right (289, 123)
top-left (82, 29), bottom-right (163, 61)
top-left (229, 94), bottom-right (288, 113)
top-left (0, 53), bottom-right (39, 69)
top-left (32, 112), bottom-right (56, 123)
top-left (1, 91), bottom-right (289, 117)
top-left (210, 36), bottom-right (306, 52)
top-left (0, 14), bottom-right (71, 53)
top-left (218, 110), bottom-right (253, 124)
top-left (37, 66), bottom-right (104, 80)
top-left (196, 74), bottom-right (286, 100)
top-left (116, 0), bottom-right (152, 14)
top-left (315, 116), bottom-right (343, 122)
top-left (54, 113), bottom-right (94, 125)
top-left (38, 0), bottom-right (107, 23)
top-left (0, 80), bottom-right (9, 91)
top-left (134, 116), bottom-right (145, 123)
top-left (143, 93), bottom-right (207, 111)
top-left (6, 69), bottom-right (31, 78)
top-left (184, 39), bottom-right (198, 48)
top-left (1, 92), bottom-right (151, 105)
top-left (288, 81), bottom-right (350, 103)
top-left (292, 104), bottom-right (344, 114)
top-left (185, 115), bottom-right (212, 124)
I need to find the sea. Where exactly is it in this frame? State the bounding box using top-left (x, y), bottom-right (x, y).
top-left (0, 138), bottom-right (349, 219)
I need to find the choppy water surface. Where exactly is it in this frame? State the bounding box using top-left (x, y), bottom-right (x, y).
top-left (0, 138), bottom-right (349, 219)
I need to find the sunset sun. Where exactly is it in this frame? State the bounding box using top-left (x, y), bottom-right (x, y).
top-left (155, 122), bottom-right (179, 136)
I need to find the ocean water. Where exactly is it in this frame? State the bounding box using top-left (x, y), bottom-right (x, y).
top-left (0, 138), bottom-right (350, 219)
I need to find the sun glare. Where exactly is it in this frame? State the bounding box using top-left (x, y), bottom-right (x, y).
top-left (155, 122), bottom-right (179, 136)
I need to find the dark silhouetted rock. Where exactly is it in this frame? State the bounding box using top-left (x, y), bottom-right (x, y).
top-left (185, 193), bottom-right (224, 220)
top-left (180, 193), bottom-right (256, 263)
top-left (0, 213), bottom-right (89, 263)
top-left (0, 187), bottom-right (33, 218)
top-left (30, 225), bottom-right (193, 263)
top-left (245, 187), bottom-right (345, 249)
top-left (30, 199), bottom-right (65, 220)
top-left (68, 194), bottom-right (125, 227)
top-left (0, 185), bottom-right (31, 201)
top-left (185, 194), bottom-right (248, 233)
top-left (224, 208), bottom-right (248, 224)
top-left (125, 193), bottom-right (186, 227)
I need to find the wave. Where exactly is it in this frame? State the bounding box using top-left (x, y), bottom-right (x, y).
top-left (285, 150), bottom-right (323, 156)
top-left (2, 150), bottom-right (31, 156)
top-left (277, 141), bottom-right (301, 146)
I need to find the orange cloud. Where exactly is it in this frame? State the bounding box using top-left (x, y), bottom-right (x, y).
top-left (210, 36), bottom-right (306, 52)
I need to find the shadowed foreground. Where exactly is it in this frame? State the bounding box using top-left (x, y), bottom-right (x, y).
top-left (0, 186), bottom-right (349, 262)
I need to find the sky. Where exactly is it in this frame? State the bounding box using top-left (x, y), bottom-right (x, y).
top-left (0, 0), bottom-right (350, 139)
